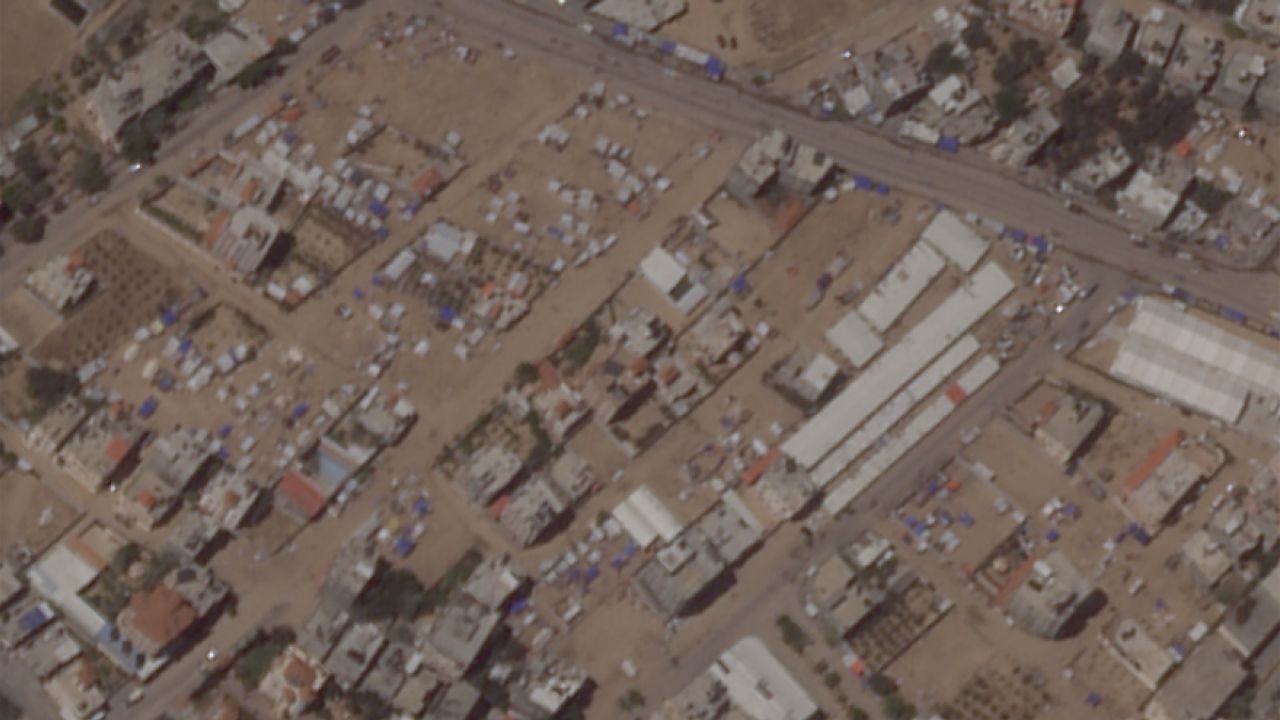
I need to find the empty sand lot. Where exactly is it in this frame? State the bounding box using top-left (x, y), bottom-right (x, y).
top-left (0, 0), bottom-right (75, 114)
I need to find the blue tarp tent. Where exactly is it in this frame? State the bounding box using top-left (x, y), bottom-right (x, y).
top-left (611, 22), bottom-right (628, 38)
top-left (731, 274), bottom-right (749, 296)
top-left (219, 424), bottom-right (233, 438)
top-left (138, 397), bottom-right (159, 419)
top-left (439, 306), bottom-right (457, 323)
top-left (936, 136), bottom-right (959, 153)
top-left (414, 497), bottom-right (432, 516)
top-left (705, 56), bottom-right (725, 80)
top-left (292, 403), bottom-right (310, 420)
top-left (178, 338), bottom-right (193, 354)
top-left (1220, 306), bottom-right (1246, 323)
top-left (161, 308), bottom-right (178, 326)
top-left (375, 226), bottom-right (391, 240)
top-left (394, 536), bottom-right (415, 557)
top-left (659, 39), bottom-right (677, 54)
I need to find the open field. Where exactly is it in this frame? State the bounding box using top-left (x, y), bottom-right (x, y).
top-left (0, 470), bottom-right (79, 561)
top-left (0, 0), bottom-right (75, 115)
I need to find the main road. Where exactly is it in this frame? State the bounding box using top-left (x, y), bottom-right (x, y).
top-left (438, 0), bottom-right (1279, 321)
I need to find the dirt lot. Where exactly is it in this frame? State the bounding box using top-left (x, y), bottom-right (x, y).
top-left (0, 470), bottom-right (80, 561)
top-left (0, 0), bottom-right (75, 115)
top-left (661, 0), bottom-right (896, 70)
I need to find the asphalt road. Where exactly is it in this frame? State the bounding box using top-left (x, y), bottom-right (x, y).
top-left (0, 1), bottom-right (1272, 717)
top-left (437, 0), bottom-right (1279, 322)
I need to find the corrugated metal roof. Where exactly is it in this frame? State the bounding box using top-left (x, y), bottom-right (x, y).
top-left (921, 210), bottom-right (989, 271)
top-left (824, 311), bottom-right (883, 368)
top-left (857, 240), bottom-right (945, 333)
top-left (785, 262), bottom-right (1013, 469)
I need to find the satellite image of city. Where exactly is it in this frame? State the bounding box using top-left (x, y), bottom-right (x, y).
top-left (0, 1), bottom-right (1279, 719)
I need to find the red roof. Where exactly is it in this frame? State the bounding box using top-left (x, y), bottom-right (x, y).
top-left (412, 169), bottom-right (444, 197)
top-left (124, 585), bottom-right (197, 648)
top-left (136, 490), bottom-right (158, 511)
top-left (203, 209), bottom-right (231, 249)
top-left (741, 447), bottom-right (781, 486)
top-left (105, 437), bottom-right (133, 465)
top-left (1124, 429), bottom-right (1185, 497)
top-left (944, 384), bottom-right (968, 405)
top-left (276, 470), bottom-right (329, 519)
top-left (241, 178), bottom-right (261, 204)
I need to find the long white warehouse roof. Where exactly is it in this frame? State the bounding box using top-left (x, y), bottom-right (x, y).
top-left (613, 484), bottom-right (684, 549)
top-left (825, 311), bottom-right (883, 368)
top-left (783, 262), bottom-right (1014, 469)
top-left (1110, 334), bottom-right (1249, 424)
top-left (709, 636), bottom-right (819, 720)
top-left (857, 240), bottom-right (945, 333)
top-left (921, 209), bottom-right (989, 272)
top-left (1127, 297), bottom-right (1280, 396)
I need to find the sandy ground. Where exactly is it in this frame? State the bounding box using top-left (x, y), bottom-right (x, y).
top-left (660, 0), bottom-right (899, 72)
top-left (0, 469), bottom-right (80, 560)
top-left (0, 0), bottom-right (75, 115)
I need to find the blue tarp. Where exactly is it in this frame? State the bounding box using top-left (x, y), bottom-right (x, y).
top-left (17, 606), bottom-right (49, 634)
top-left (936, 136), bottom-right (959, 153)
top-left (353, 287), bottom-right (365, 300)
top-left (368, 200), bottom-right (390, 219)
top-left (439, 306), bottom-right (457, 323)
top-left (874, 183), bottom-right (891, 195)
top-left (1120, 287), bottom-right (1140, 302)
top-left (156, 375), bottom-right (174, 392)
top-left (705, 56), bottom-right (725, 80)
top-left (1220, 306), bottom-right (1246, 323)
top-left (1215, 233), bottom-right (1229, 250)
top-left (611, 22), bottom-right (628, 38)
top-left (1128, 522), bottom-right (1151, 546)
top-left (161, 308), bottom-right (177, 326)
top-left (1085, 692), bottom-right (1102, 707)
top-left (1030, 235), bottom-right (1050, 253)
top-left (852, 175), bottom-right (874, 189)
top-left (510, 596), bottom-right (530, 613)
top-left (958, 512), bottom-right (975, 527)
top-left (1009, 228), bottom-right (1028, 242)
top-left (1046, 529), bottom-right (1060, 543)
top-left (178, 338), bottom-right (193, 354)
top-left (138, 397), bottom-right (158, 418)
top-left (218, 448), bottom-right (230, 461)
top-left (622, 542), bottom-right (639, 559)
top-left (292, 403), bottom-right (309, 420)
top-left (585, 564), bottom-right (600, 581)
top-left (731, 274), bottom-right (749, 296)
top-left (1171, 287), bottom-right (1193, 302)
top-left (659, 39), bottom-right (677, 54)
top-left (375, 226), bottom-right (391, 240)
top-left (546, 225), bottom-right (565, 239)
top-left (414, 497), bottom-right (432, 516)
top-left (219, 424), bottom-right (233, 439)
top-left (394, 536), bottom-right (415, 557)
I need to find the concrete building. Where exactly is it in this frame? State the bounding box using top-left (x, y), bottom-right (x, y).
top-left (1007, 0), bottom-right (1078, 37)
top-left (632, 527), bottom-right (729, 617)
top-left (27, 397), bottom-right (91, 456)
top-left (19, 622), bottom-right (82, 680)
top-left (57, 407), bottom-right (145, 493)
top-left (498, 475), bottom-right (572, 547)
top-left (1218, 565), bottom-right (1280, 660)
top-left (44, 657), bottom-right (106, 720)
top-left (419, 598), bottom-right (502, 681)
top-left (209, 205), bottom-right (281, 276)
top-left (1116, 155), bottom-right (1194, 230)
top-left (1032, 392), bottom-right (1107, 466)
top-left (725, 130), bottom-right (834, 199)
top-left (748, 452), bottom-right (820, 522)
top-left (850, 44), bottom-right (932, 124)
top-left (460, 446), bottom-right (523, 505)
top-left (1144, 633), bottom-right (1247, 720)
top-left (707, 636), bottom-right (819, 720)
top-left (25, 254), bottom-right (95, 313)
top-left (691, 491), bottom-right (764, 566)
top-left (548, 451), bottom-right (598, 504)
top-left (1135, 8), bottom-right (1183, 69)
top-left (1165, 26), bottom-right (1225, 94)
top-left (1101, 617), bottom-right (1175, 691)
top-left (1125, 438), bottom-right (1225, 533)
top-left (990, 107), bottom-right (1061, 167)
top-left (428, 681), bottom-right (483, 720)
top-left (116, 564), bottom-right (227, 661)
top-left (1086, 2), bottom-right (1137, 62)
top-left (324, 621), bottom-right (385, 691)
top-left (765, 348), bottom-right (841, 410)
top-left (1066, 145), bottom-right (1135, 194)
top-left (1005, 551), bottom-right (1094, 640)
top-left (589, 0), bottom-right (687, 32)
top-left (197, 466), bottom-right (264, 531)
top-left (1213, 51), bottom-right (1266, 109)
top-left (84, 30), bottom-right (212, 147)
top-left (201, 18), bottom-right (273, 86)
top-left (460, 555), bottom-right (527, 612)
top-left (1238, 0), bottom-right (1280, 42)
top-left (258, 645), bottom-right (328, 719)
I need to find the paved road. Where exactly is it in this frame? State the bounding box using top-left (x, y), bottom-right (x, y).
top-left (0, 652), bottom-right (62, 720)
top-left (437, 0), bottom-right (1279, 322)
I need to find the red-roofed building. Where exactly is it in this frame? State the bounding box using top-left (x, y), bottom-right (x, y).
top-left (412, 168), bottom-right (444, 198)
top-left (116, 585), bottom-right (198, 657)
top-left (275, 470), bottom-right (331, 523)
top-left (259, 645), bottom-right (328, 718)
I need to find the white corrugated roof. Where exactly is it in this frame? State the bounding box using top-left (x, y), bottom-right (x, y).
top-left (612, 484), bottom-right (684, 549)
top-left (784, 262), bottom-right (1014, 469)
top-left (857, 240), bottom-right (945, 332)
top-left (1111, 335), bottom-right (1248, 423)
top-left (824, 311), bottom-right (883, 368)
top-left (640, 246), bottom-right (686, 296)
top-left (921, 210), bottom-right (989, 271)
top-left (710, 636), bottom-right (818, 720)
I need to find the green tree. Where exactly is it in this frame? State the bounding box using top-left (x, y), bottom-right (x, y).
top-left (112, 542), bottom-right (141, 574)
top-left (119, 123), bottom-right (156, 164)
top-left (961, 22), bottom-right (992, 51)
top-left (924, 42), bottom-right (965, 78)
top-left (514, 361), bottom-right (539, 388)
top-left (775, 614), bottom-right (812, 653)
top-left (12, 144), bottom-right (46, 183)
top-left (352, 567), bottom-right (427, 621)
top-left (348, 690), bottom-right (393, 720)
top-left (994, 84), bottom-right (1028, 124)
top-left (867, 672), bottom-right (898, 696)
top-left (883, 693), bottom-right (917, 720)
top-left (74, 151), bottom-right (110, 194)
top-left (10, 214), bottom-right (46, 244)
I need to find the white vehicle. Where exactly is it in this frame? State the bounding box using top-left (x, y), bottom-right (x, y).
top-left (127, 162), bottom-right (143, 173)
top-left (127, 687), bottom-right (146, 705)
